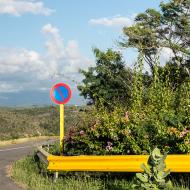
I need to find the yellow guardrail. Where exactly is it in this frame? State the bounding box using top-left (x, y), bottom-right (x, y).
top-left (47, 154), bottom-right (190, 172)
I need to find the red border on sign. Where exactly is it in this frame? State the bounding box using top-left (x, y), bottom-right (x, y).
top-left (50, 83), bottom-right (72, 105)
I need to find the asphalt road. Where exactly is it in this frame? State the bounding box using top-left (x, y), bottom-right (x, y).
top-left (0, 138), bottom-right (56, 190)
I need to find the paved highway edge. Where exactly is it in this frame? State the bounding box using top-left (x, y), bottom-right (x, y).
top-left (6, 164), bottom-right (26, 190)
top-left (0, 136), bottom-right (59, 147)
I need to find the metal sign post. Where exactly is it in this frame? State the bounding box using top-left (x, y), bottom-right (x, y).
top-left (50, 83), bottom-right (72, 155)
top-left (60, 104), bottom-right (64, 152)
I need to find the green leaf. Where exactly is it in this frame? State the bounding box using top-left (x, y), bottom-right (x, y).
top-left (136, 173), bottom-right (148, 183)
top-left (141, 163), bottom-right (151, 174)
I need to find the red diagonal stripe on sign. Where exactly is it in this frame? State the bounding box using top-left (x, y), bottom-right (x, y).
top-left (57, 86), bottom-right (65, 101)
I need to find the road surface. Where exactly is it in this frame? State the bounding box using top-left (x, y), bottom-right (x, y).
top-left (0, 138), bottom-right (56, 190)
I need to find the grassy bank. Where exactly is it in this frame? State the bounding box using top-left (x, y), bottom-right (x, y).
top-left (0, 105), bottom-right (84, 141)
top-left (11, 156), bottom-right (188, 190)
top-left (11, 156), bottom-right (133, 190)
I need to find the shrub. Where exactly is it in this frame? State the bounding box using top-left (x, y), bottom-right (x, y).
top-left (133, 148), bottom-right (172, 190)
top-left (65, 52), bottom-right (190, 156)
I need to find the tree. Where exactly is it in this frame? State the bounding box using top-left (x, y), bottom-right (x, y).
top-left (120, 0), bottom-right (190, 77)
top-left (78, 48), bottom-right (132, 109)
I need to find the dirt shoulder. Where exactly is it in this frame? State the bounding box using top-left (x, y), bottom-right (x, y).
top-left (0, 136), bottom-right (59, 147)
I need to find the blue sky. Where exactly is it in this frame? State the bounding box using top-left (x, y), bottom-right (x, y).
top-left (0, 0), bottom-right (164, 106)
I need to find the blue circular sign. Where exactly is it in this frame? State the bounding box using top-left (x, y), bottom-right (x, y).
top-left (50, 83), bottom-right (72, 104)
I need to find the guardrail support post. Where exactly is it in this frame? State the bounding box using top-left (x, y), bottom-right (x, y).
top-left (53, 172), bottom-right (59, 182)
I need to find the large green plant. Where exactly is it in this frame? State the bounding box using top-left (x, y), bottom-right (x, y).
top-left (133, 148), bottom-right (172, 190)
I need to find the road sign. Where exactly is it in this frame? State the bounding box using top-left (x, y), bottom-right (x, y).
top-left (50, 83), bottom-right (72, 105)
top-left (50, 83), bottom-right (72, 155)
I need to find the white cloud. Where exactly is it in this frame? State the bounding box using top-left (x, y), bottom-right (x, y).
top-left (0, 24), bottom-right (94, 93)
top-left (64, 40), bottom-right (93, 74)
top-left (89, 15), bottom-right (135, 27)
top-left (0, 0), bottom-right (54, 16)
top-left (42, 24), bottom-right (64, 60)
top-left (0, 82), bottom-right (22, 93)
top-left (0, 48), bottom-right (47, 79)
top-left (160, 47), bottom-right (174, 64)
top-left (42, 24), bottom-right (94, 75)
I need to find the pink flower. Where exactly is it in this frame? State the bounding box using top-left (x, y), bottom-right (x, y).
top-left (106, 145), bottom-right (113, 151)
top-left (179, 128), bottom-right (190, 138)
top-left (79, 130), bottom-right (85, 136)
top-left (106, 142), bottom-right (113, 151)
top-left (107, 141), bottom-right (113, 146)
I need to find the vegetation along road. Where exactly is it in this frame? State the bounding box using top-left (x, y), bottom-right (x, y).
top-left (0, 138), bottom-right (57, 190)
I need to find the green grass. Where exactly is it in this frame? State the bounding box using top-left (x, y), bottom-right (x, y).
top-left (0, 105), bottom-right (85, 141)
top-left (11, 156), bottom-right (133, 190)
top-left (11, 156), bottom-right (189, 190)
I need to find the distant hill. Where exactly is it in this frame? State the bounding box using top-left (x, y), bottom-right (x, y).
top-left (0, 105), bottom-right (85, 141)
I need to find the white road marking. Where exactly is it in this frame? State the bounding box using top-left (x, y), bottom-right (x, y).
top-left (0, 140), bottom-right (57, 152)
top-left (0, 145), bottom-right (35, 152)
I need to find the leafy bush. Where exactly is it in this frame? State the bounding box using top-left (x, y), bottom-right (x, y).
top-left (65, 52), bottom-right (190, 156)
top-left (78, 48), bottom-right (132, 109)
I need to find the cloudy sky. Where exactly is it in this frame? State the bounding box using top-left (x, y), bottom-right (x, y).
top-left (0, 0), bottom-right (163, 106)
